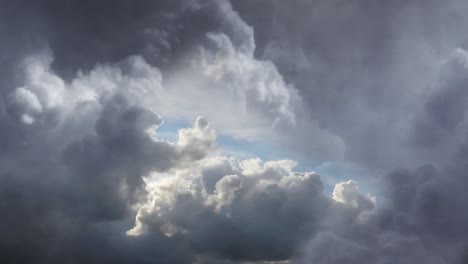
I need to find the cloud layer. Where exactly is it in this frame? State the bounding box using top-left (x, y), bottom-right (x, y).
top-left (2, 0), bottom-right (468, 263)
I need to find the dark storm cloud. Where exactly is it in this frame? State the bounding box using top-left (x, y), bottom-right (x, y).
top-left (2, 0), bottom-right (468, 263)
top-left (0, 1), bottom-right (221, 261)
top-left (0, 70), bottom-right (215, 263)
top-left (284, 32), bottom-right (468, 263)
top-left (410, 49), bottom-right (468, 165)
top-left (0, 0), bottom-right (181, 72)
top-left (292, 40), bottom-right (468, 263)
top-left (0, 0), bottom-right (337, 160)
top-left (300, 149), bottom-right (468, 263)
top-left (232, 0), bottom-right (468, 169)
top-left (0, 0), bottom-right (252, 76)
top-left (230, 1), bottom-right (468, 262)
top-left (0, 1), bottom-right (311, 262)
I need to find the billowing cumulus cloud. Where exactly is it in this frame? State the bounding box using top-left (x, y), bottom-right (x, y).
top-left (0, 48), bottom-right (372, 262)
top-left (232, 0), bottom-right (468, 169)
top-left (2, 0), bottom-right (468, 263)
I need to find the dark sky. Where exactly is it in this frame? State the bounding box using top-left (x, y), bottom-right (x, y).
top-left (1, 0), bottom-right (468, 263)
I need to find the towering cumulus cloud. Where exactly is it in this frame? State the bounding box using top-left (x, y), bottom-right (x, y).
top-left (1, 0), bottom-right (468, 263)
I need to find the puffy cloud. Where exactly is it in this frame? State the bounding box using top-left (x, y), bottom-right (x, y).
top-left (166, 29), bottom-right (344, 159)
top-left (153, 29), bottom-right (302, 139)
top-left (128, 156), bottom-right (375, 262)
top-left (0, 30), bottom-right (359, 264)
top-left (3, 0), bottom-right (468, 263)
top-left (332, 180), bottom-right (375, 210)
top-left (0, 47), bottom-right (221, 263)
top-left (296, 132), bottom-right (468, 263)
top-left (299, 162), bottom-right (467, 264)
top-left (1, 0), bottom-right (345, 162)
top-left (198, 32), bottom-right (296, 130)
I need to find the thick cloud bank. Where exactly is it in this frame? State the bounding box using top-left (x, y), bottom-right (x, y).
top-left (0, 48), bottom-right (373, 263)
top-left (1, 0), bottom-right (468, 263)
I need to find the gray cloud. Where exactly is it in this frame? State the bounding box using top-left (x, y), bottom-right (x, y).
top-left (232, 0), bottom-right (468, 169)
top-left (2, 0), bottom-right (468, 263)
top-left (410, 49), bottom-right (468, 165)
top-left (299, 155), bottom-right (468, 263)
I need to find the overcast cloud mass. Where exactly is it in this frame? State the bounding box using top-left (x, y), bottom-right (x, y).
top-left (1, 0), bottom-right (468, 263)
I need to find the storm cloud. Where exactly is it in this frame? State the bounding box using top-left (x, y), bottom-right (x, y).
top-left (1, 0), bottom-right (468, 263)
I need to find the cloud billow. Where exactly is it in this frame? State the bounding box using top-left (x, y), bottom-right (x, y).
top-left (1, 0), bottom-right (468, 263)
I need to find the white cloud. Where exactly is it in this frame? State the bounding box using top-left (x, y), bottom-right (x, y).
top-left (14, 87), bottom-right (42, 113)
top-left (332, 180), bottom-right (376, 210)
top-left (162, 31), bottom-right (300, 139)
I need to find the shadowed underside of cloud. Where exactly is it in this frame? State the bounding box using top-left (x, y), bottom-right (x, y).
top-left (1, 0), bottom-right (468, 263)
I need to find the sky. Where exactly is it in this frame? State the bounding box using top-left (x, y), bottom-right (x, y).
top-left (1, 0), bottom-right (468, 263)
